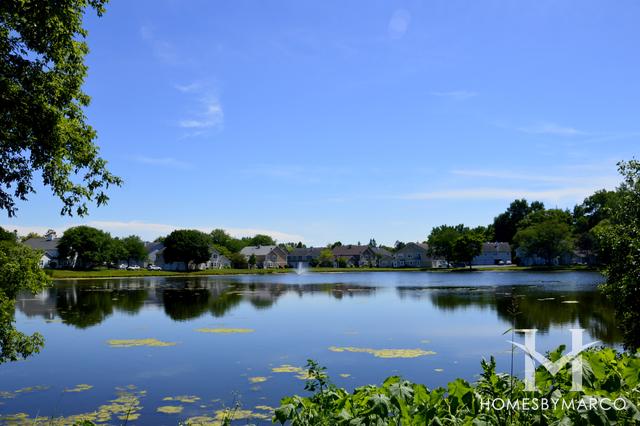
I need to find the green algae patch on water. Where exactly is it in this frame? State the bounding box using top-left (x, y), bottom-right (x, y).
top-left (249, 376), bottom-right (268, 383)
top-left (0, 385), bottom-right (50, 399)
top-left (157, 405), bottom-right (184, 414)
top-left (184, 408), bottom-right (270, 426)
top-left (271, 364), bottom-right (312, 380)
top-left (329, 346), bottom-right (436, 358)
top-left (64, 384), bottom-right (93, 393)
top-left (195, 327), bottom-right (255, 333)
top-left (339, 373), bottom-right (351, 378)
top-left (163, 395), bottom-right (200, 403)
top-left (107, 338), bottom-right (176, 347)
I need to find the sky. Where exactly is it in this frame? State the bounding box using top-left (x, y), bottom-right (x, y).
top-left (3, 0), bottom-right (639, 246)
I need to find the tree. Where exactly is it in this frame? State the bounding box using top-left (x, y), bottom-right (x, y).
top-left (513, 219), bottom-right (573, 266)
top-left (427, 224), bottom-right (465, 265)
top-left (318, 249), bottom-right (335, 267)
top-left (368, 238), bottom-right (377, 247)
top-left (163, 230), bottom-right (212, 269)
top-left (248, 254), bottom-right (257, 268)
top-left (229, 252), bottom-right (248, 269)
top-left (596, 160), bottom-right (640, 350)
top-left (492, 199), bottom-right (544, 243)
top-left (330, 241), bottom-right (342, 249)
top-left (0, 227), bottom-right (16, 242)
top-left (57, 225), bottom-right (113, 268)
top-left (120, 235), bottom-right (147, 266)
top-left (394, 241), bottom-right (406, 251)
top-left (246, 234), bottom-right (276, 246)
top-left (20, 232), bottom-right (41, 242)
top-left (453, 233), bottom-right (484, 270)
top-left (0, 234), bottom-right (50, 363)
top-left (0, 0), bottom-right (121, 217)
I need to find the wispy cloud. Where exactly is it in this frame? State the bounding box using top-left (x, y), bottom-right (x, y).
top-left (388, 9), bottom-right (411, 39)
top-left (517, 122), bottom-right (586, 136)
top-left (451, 169), bottom-right (619, 186)
top-left (432, 90), bottom-right (478, 101)
top-left (140, 25), bottom-right (179, 64)
top-left (134, 156), bottom-right (192, 170)
top-left (3, 221), bottom-right (305, 243)
top-left (179, 99), bottom-right (223, 129)
top-left (400, 187), bottom-right (607, 202)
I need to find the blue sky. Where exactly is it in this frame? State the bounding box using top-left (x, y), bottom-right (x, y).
top-left (4, 0), bottom-right (639, 245)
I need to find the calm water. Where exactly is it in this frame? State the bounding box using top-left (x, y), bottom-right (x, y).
top-left (1, 271), bottom-right (618, 424)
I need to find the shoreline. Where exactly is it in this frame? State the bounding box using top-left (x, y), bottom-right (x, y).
top-left (46, 265), bottom-right (599, 280)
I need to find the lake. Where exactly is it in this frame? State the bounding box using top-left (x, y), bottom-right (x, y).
top-left (0, 271), bottom-right (618, 425)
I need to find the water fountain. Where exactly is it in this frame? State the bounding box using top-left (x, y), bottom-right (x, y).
top-left (295, 262), bottom-right (308, 275)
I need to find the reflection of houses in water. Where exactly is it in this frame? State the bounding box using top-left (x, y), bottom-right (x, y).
top-left (16, 289), bottom-right (58, 320)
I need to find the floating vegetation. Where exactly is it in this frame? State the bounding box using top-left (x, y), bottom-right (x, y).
top-left (0, 385), bottom-right (50, 399)
top-left (163, 395), bottom-right (201, 403)
top-left (0, 388), bottom-right (145, 425)
top-left (271, 364), bottom-right (311, 380)
top-left (249, 376), bottom-right (268, 383)
top-left (339, 373), bottom-right (351, 378)
top-left (64, 384), bottom-right (93, 393)
top-left (184, 408), bottom-right (270, 426)
top-left (562, 300), bottom-right (579, 304)
top-left (328, 346), bottom-right (436, 358)
top-left (255, 405), bottom-right (276, 412)
top-left (537, 297), bottom-right (556, 301)
top-left (195, 328), bottom-right (255, 334)
top-left (157, 405), bottom-right (184, 414)
top-left (107, 338), bottom-right (176, 347)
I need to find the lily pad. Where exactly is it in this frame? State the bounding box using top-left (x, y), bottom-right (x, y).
top-left (64, 384), bottom-right (93, 393)
top-left (163, 395), bottom-right (201, 403)
top-left (248, 376), bottom-right (268, 383)
top-left (157, 405), bottom-right (183, 414)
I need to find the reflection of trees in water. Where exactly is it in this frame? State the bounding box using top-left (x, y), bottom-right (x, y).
top-left (55, 287), bottom-right (148, 328)
top-left (397, 286), bottom-right (621, 344)
top-left (17, 280), bottom-right (377, 327)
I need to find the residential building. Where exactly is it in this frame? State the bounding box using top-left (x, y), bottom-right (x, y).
top-left (331, 245), bottom-right (377, 267)
top-left (22, 230), bottom-right (72, 268)
top-left (145, 242), bottom-right (230, 270)
top-left (371, 246), bottom-right (394, 267)
top-left (287, 247), bottom-right (324, 268)
top-left (472, 242), bottom-right (512, 265)
top-left (207, 249), bottom-right (231, 269)
top-left (240, 245), bottom-right (288, 268)
top-left (393, 242), bottom-right (438, 268)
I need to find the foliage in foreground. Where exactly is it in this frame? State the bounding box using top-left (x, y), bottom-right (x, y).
top-left (275, 348), bottom-right (640, 425)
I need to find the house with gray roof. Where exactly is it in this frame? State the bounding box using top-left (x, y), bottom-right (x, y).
top-left (240, 245), bottom-right (288, 268)
top-left (472, 242), bottom-right (512, 265)
top-left (331, 245), bottom-right (377, 267)
top-left (393, 242), bottom-right (441, 268)
top-left (22, 230), bottom-right (72, 268)
top-left (287, 247), bottom-right (324, 268)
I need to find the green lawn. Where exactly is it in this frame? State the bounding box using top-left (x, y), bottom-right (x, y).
top-left (45, 264), bottom-right (596, 279)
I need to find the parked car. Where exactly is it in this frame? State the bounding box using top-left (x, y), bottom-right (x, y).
top-left (147, 264), bottom-right (162, 271)
top-left (118, 264), bottom-right (128, 270)
top-left (126, 265), bottom-right (141, 270)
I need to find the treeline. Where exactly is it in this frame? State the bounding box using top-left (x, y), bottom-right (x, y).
top-left (426, 189), bottom-right (618, 267)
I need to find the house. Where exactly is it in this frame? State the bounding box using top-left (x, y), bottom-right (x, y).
top-left (371, 247), bottom-right (394, 267)
top-left (516, 247), bottom-right (581, 267)
top-left (23, 230), bottom-right (72, 268)
top-left (331, 245), bottom-right (377, 267)
top-left (472, 242), bottom-right (512, 265)
top-left (240, 245), bottom-right (288, 268)
top-left (287, 247), bottom-right (324, 268)
top-left (393, 242), bottom-right (438, 268)
top-left (146, 242), bottom-right (230, 270)
top-left (206, 249), bottom-right (231, 269)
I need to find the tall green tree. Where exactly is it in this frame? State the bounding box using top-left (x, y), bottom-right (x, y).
top-left (120, 235), bottom-right (147, 266)
top-left (513, 217), bottom-right (573, 266)
top-left (596, 160), bottom-right (640, 350)
top-left (0, 234), bottom-right (50, 363)
top-left (453, 232), bottom-right (484, 269)
top-left (427, 224), bottom-right (465, 265)
top-left (58, 225), bottom-right (113, 268)
top-left (163, 229), bottom-right (212, 269)
top-left (0, 0), bottom-right (121, 217)
top-left (492, 199), bottom-right (544, 243)
top-left (318, 249), bottom-right (335, 267)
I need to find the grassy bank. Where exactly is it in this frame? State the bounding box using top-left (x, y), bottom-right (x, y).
top-left (45, 265), bottom-right (597, 279)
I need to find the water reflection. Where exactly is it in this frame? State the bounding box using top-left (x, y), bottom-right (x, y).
top-left (397, 286), bottom-right (620, 344)
top-left (16, 275), bottom-right (620, 344)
